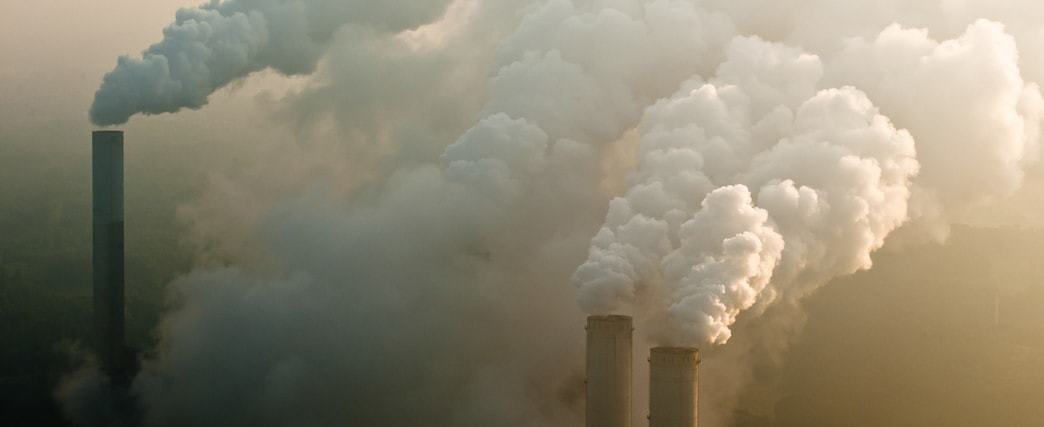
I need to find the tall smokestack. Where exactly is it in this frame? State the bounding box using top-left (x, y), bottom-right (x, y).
top-left (649, 347), bottom-right (699, 427)
top-left (92, 130), bottom-right (125, 381)
top-left (585, 315), bottom-right (632, 427)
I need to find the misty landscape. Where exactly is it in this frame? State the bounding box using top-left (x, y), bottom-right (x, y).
top-left (4, 1), bottom-right (1044, 426)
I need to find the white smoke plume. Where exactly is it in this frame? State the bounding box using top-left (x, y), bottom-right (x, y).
top-left (576, 18), bottom-right (1042, 348)
top-left (69, 0), bottom-right (1044, 426)
top-left (828, 20), bottom-right (1043, 218)
top-left (575, 36), bottom-right (920, 345)
top-left (571, 18), bottom-right (1040, 423)
top-left (89, 0), bottom-right (455, 126)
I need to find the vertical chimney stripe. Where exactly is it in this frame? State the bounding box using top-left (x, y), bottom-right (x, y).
top-left (649, 347), bottom-right (699, 427)
top-left (586, 315), bottom-right (633, 427)
top-left (92, 130), bottom-right (125, 380)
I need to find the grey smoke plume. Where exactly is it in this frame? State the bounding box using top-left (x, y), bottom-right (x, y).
top-left (69, 0), bottom-right (1044, 426)
top-left (89, 0), bottom-right (454, 126)
top-left (121, 3), bottom-right (736, 425)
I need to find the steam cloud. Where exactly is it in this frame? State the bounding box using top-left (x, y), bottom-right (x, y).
top-left (89, 0), bottom-right (454, 125)
top-left (70, 0), bottom-right (1044, 426)
top-left (576, 18), bottom-right (1042, 347)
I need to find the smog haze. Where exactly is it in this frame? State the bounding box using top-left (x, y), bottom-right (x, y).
top-left (3, 1), bottom-right (1044, 426)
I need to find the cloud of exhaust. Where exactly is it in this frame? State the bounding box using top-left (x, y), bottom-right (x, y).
top-left (89, 0), bottom-right (454, 126)
top-left (68, 0), bottom-right (1044, 426)
top-left (575, 36), bottom-right (920, 346)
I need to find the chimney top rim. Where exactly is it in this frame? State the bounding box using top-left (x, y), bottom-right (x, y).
top-left (651, 346), bottom-right (699, 354)
top-left (587, 314), bottom-right (632, 322)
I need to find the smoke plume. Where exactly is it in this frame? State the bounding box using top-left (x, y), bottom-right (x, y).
top-left (69, 0), bottom-right (1044, 426)
top-left (89, 0), bottom-right (454, 126)
top-left (575, 18), bottom-right (1042, 348)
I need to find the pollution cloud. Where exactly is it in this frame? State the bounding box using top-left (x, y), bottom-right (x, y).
top-left (89, 0), bottom-right (454, 126)
top-left (72, 0), bottom-right (1044, 426)
top-left (576, 19), bottom-right (1042, 347)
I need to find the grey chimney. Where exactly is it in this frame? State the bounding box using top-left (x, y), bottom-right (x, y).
top-left (649, 347), bottom-right (699, 427)
top-left (586, 315), bottom-right (633, 427)
top-left (92, 130), bottom-right (125, 380)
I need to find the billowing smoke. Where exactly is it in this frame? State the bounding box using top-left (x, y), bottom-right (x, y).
top-left (574, 36), bottom-right (919, 345)
top-left (576, 19), bottom-right (1041, 348)
top-left (89, 0), bottom-right (454, 126)
top-left (828, 20), bottom-right (1043, 218)
top-left (69, 0), bottom-right (1044, 426)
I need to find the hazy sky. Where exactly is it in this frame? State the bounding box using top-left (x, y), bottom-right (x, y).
top-left (4, 0), bottom-right (1042, 229)
top-left (2, 1), bottom-right (198, 129)
top-left (1, 0), bottom-right (307, 248)
top-left (0, 0), bottom-right (296, 163)
top-left (6, 2), bottom-right (1044, 427)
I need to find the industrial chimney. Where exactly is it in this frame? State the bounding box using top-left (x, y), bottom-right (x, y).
top-left (585, 315), bottom-right (633, 427)
top-left (649, 347), bottom-right (699, 427)
top-left (92, 130), bottom-right (125, 381)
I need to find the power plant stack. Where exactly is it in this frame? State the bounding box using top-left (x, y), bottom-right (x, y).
top-left (585, 315), bottom-right (633, 427)
top-left (92, 130), bottom-right (126, 382)
top-left (649, 347), bottom-right (700, 427)
top-left (584, 317), bottom-right (700, 427)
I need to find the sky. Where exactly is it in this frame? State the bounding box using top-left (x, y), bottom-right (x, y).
top-left (1, 0), bottom-right (299, 194)
top-left (4, 1), bottom-right (1044, 427)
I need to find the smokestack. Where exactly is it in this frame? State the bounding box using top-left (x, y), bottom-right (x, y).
top-left (92, 130), bottom-right (125, 381)
top-left (649, 347), bottom-right (699, 427)
top-left (585, 315), bottom-right (633, 427)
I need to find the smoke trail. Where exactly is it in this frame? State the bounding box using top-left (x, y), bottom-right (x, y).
top-left (89, 0), bottom-right (454, 126)
top-left (69, 0), bottom-right (1044, 426)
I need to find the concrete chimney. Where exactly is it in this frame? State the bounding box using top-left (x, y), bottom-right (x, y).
top-left (585, 315), bottom-right (633, 427)
top-left (92, 130), bottom-right (125, 380)
top-left (649, 347), bottom-right (699, 427)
